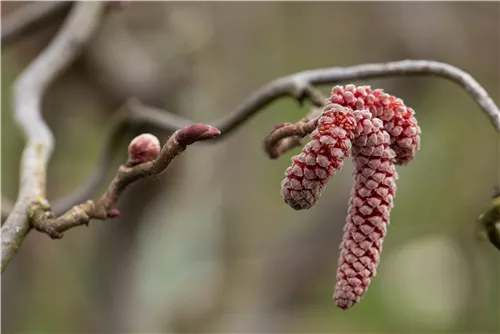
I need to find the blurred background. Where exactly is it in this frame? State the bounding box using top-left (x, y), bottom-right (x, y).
top-left (1, 1), bottom-right (499, 333)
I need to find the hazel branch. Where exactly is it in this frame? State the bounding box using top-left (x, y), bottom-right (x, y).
top-left (31, 125), bottom-right (220, 239)
top-left (1, 2), bottom-right (107, 273)
top-left (28, 60), bottom-right (500, 218)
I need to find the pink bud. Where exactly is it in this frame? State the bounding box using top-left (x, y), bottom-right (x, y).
top-left (175, 124), bottom-right (221, 146)
top-left (108, 208), bottom-right (121, 218)
top-left (128, 133), bottom-right (161, 165)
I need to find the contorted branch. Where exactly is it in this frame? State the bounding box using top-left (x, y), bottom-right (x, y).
top-left (1, 2), bottom-right (107, 273)
top-left (1, 1), bottom-right (73, 46)
top-left (45, 60), bottom-right (500, 214)
top-left (3, 50), bottom-right (500, 272)
top-left (30, 125), bottom-right (220, 239)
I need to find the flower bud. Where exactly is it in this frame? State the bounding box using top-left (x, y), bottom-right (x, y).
top-left (127, 133), bottom-right (161, 165)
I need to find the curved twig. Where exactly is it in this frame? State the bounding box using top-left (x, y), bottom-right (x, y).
top-left (31, 125), bottom-right (220, 238)
top-left (263, 109), bottom-right (321, 159)
top-left (129, 60), bottom-right (500, 136)
top-left (51, 98), bottom-right (194, 214)
top-left (1, 2), bottom-right (106, 273)
top-left (1, 1), bottom-right (73, 46)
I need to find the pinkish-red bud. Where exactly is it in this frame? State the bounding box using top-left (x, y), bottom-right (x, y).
top-left (175, 124), bottom-right (221, 146)
top-left (108, 208), bottom-right (120, 218)
top-left (128, 133), bottom-right (161, 165)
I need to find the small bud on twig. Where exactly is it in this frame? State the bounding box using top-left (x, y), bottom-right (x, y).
top-left (175, 124), bottom-right (221, 146)
top-left (127, 133), bottom-right (161, 166)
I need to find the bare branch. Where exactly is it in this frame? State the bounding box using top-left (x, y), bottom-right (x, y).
top-left (31, 125), bottom-right (220, 238)
top-left (1, 1), bottom-right (72, 46)
top-left (1, 2), bottom-right (106, 273)
top-left (126, 60), bottom-right (500, 136)
top-left (210, 60), bottom-right (500, 135)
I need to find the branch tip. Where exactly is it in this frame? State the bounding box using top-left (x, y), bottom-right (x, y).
top-left (175, 124), bottom-right (221, 146)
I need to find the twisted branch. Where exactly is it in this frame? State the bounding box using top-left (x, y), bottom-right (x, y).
top-left (50, 60), bottom-right (500, 212)
top-left (3, 47), bottom-right (500, 273)
top-left (1, 2), bottom-right (107, 272)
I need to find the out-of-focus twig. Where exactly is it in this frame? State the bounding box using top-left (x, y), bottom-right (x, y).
top-left (1, 1), bottom-right (73, 46)
top-left (30, 125), bottom-right (220, 238)
top-left (1, 2), bottom-right (107, 273)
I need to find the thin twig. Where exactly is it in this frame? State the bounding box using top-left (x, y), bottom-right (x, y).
top-left (263, 86), bottom-right (328, 158)
top-left (210, 60), bottom-right (500, 134)
top-left (50, 98), bottom-right (194, 215)
top-left (1, 1), bottom-right (73, 46)
top-left (263, 112), bottom-right (320, 159)
top-left (1, 2), bottom-right (106, 273)
top-left (31, 125), bottom-right (220, 238)
top-left (118, 60), bottom-right (500, 137)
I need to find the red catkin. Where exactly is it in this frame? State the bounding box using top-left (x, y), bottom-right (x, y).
top-left (279, 86), bottom-right (420, 309)
top-left (334, 110), bottom-right (398, 310)
top-left (281, 105), bottom-right (356, 210)
top-left (329, 85), bottom-right (420, 165)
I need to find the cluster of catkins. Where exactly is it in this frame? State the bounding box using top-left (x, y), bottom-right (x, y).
top-left (280, 85), bottom-right (421, 310)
